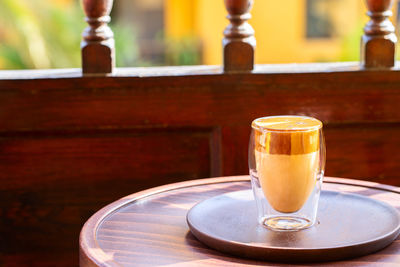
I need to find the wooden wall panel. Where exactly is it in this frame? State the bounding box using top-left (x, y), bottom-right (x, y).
top-left (0, 129), bottom-right (214, 189)
top-left (0, 128), bottom-right (215, 266)
top-left (212, 124), bottom-right (400, 184)
top-left (324, 123), bottom-right (400, 185)
top-left (2, 70), bottom-right (400, 132)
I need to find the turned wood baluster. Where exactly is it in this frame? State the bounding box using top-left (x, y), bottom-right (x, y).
top-left (361, 0), bottom-right (397, 68)
top-left (223, 0), bottom-right (256, 72)
top-left (81, 0), bottom-right (115, 74)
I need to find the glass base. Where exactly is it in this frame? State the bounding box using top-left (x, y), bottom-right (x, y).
top-left (262, 216), bottom-right (312, 231)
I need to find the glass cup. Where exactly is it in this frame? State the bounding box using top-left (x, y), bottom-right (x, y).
top-left (249, 115), bottom-right (325, 231)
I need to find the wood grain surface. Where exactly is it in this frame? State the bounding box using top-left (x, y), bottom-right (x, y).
top-left (223, 0), bottom-right (255, 71)
top-left (81, 0), bottom-right (115, 74)
top-left (3, 64), bottom-right (400, 265)
top-left (362, 0), bottom-right (397, 68)
top-left (80, 176), bottom-right (400, 266)
top-left (1, 1), bottom-right (398, 264)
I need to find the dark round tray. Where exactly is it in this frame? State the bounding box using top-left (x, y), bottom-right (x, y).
top-left (187, 190), bottom-right (400, 263)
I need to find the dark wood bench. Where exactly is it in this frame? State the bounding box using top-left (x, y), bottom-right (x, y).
top-left (1, 0), bottom-right (399, 266)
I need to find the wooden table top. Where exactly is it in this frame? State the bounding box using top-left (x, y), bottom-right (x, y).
top-left (79, 176), bottom-right (400, 266)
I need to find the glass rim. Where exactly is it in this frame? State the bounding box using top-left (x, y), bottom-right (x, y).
top-left (251, 115), bottom-right (323, 132)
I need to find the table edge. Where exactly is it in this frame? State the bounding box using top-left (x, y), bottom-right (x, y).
top-left (79, 176), bottom-right (400, 267)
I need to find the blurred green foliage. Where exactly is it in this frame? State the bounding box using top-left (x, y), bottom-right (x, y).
top-left (0, 0), bottom-right (137, 69)
top-left (164, 36), bottom-right (202, 66)
top-left (339, 23), bottom-right (364, 62)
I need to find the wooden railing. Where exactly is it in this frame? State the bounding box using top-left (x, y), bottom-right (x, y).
top-left (81, 0), bottom-right (115, 74)
top-left (81, 0), bottom-right (398, 73)
top-left (1, 0), bottom-right (400, 266)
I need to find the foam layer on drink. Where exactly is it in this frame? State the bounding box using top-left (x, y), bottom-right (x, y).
top-left (252, 116), bottom-right (322, 213)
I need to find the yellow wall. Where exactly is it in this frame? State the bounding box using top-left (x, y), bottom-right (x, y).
top-left (165, 1), bottom-right (377, 65)
top-left (165, 0), bottom-right (195, 38)
top-left (194, 0), bottom-right (226, 65)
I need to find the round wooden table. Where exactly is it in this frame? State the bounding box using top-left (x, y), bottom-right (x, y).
top-left (79, 176), bottom-right (400, 266)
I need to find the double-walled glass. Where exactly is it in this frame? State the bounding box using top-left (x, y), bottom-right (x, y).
top-left (249, 116), bottom-right (325, 231)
